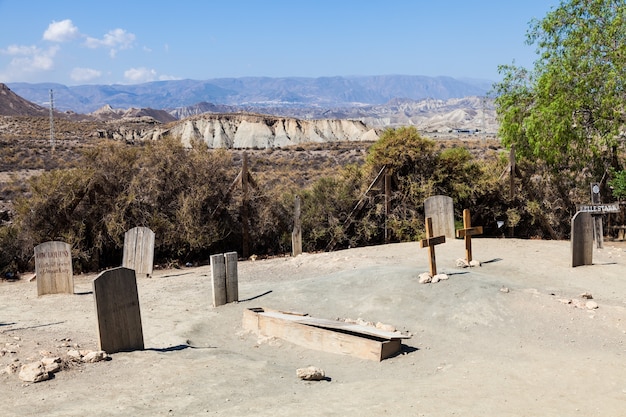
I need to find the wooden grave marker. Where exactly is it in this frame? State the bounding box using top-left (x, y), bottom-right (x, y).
top-left (571, 211), bottom-right (594, 267)
top-left (34, 241), bottom-right (74, 296)
top-left (424, 195), bottom-right (455, 239)
top-left (456, 209), bottom-right (483, 262)
top-left (92, 267), bottom-right (144, 353)
top-left (122, 226), bottom-right (155, 278)
top-left (420, 217), bottom-right (446, 276)
top-left (211, 252), bottom-right (239, 307)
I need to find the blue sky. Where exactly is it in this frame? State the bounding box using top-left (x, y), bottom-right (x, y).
top-left (0, 0), bottom-right (559, 86)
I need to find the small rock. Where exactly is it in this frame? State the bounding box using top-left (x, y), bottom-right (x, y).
top-left (455, 258), bottom-right (469, 268)
top-left (356, 318), bottom-right (373, 327)
top-left (469, 260), bottom-right (481, 267)
top-left (431, 275), bottom-right (440, 283)
top-left (66, 349), bottom-right (82, 360)
top-left (376, 322), bottom-right (396, 332)
top-left (3, 363), bottom-right (19, 374)
top-left (82, 351), bottom-right (109, 363)
top-left (418, 272), bottom-right (432, 284)
top-left (500, 287), bottom-right (510, 293)
top-left (41, 357), bottom-right (62, 373)
top-left (434, 273), bottom-right (448, 281)
top-left (19, 362), bottom-right (50, 383)
top-left (296, 366), bottom-right (325, 381)
top-left (558, 298), bottom-right (571, 304)
top-left (585, 301), bottom-right (599, 310)
top-left (580, 292), bottom-right (593, 300)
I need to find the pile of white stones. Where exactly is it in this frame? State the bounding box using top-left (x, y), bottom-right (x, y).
top-left (2, 348), bottom-right (109, 383)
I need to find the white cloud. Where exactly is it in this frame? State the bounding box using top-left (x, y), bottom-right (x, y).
top-left (85, 28), bottom-right (135, 57)
top-left (0, 44), bottom-right (59, 72)
top-left (71, 67), bottom-right (102, 82)
top-left (124, 67), bottom-right (157, 83)
top-left (43, 19), bottom-right (80, 42)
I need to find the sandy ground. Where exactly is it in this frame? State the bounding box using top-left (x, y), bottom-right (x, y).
top-left (1, 237), bottom-right (626, 416)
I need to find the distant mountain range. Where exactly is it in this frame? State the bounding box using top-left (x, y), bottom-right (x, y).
top-left (7, 75), bottom-right (493, 114)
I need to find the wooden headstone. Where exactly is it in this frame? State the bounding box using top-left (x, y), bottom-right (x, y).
top-left (420, 217), bottom-right (446, 276)
top-left (92, 267), bottom-right (144, 353)
top-left (456, 209), bottom-right (483, 262)
top-left (122, 227), bottom-right (155, 278)
top-left (424, 195), bottom-right (455, 239)
top-left (34, 241), bottom-right (74, 296)
top-left (571, 211), bottom-right (593, 267)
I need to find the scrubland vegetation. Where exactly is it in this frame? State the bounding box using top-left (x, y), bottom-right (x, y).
top-left (1, 125), bottom-right (621, 276)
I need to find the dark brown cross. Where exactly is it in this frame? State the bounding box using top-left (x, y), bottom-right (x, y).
top-left (456, 209), bottom-right (483, 262)
top-left (420, 217), bottom-right (446, 276)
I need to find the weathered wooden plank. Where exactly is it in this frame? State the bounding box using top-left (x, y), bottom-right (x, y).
top-left (292, 195), bottom-right (302, 257)
top-left (571, 211), bottom-right (593, 267)
top-left (122, 227), bottom-right (155, 277)
top-left (34, 241), bottom-right (74, 296)
top-left (211, 254), bottom-right (227, 307)
top-left (243, 308), bottom-right (408, 361)
top-left (224, 251), bottom-right (239, 303)
top-left (92, 267), bottom-right (144, 353)
top-left (424, 195), bottom-right (455, 239)
top-left (258, 310), bottom-right (410, 340)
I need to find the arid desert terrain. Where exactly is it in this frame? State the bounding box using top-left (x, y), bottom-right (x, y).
top-left (1, 237), bottom-right (626, 416)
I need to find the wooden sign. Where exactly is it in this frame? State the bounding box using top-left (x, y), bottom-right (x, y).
top-left (456, 209), bottom-right (483, 262)
top-left (577, 204), bottom-right (619, 214)
top-left (122, 227), bottom-right (155, 278)
top-left (571, 211), bottom-right (593, 267)
top-left (243, 308), bottom-right (410, 361)
top-left (424, 195), bottom-right (455, 239)
top-left (34, 241), bottom-right (73, 296)
top-left (420, 217), bottom-right (446, 276)
top-left (92, 267), bottom-right (144, 353)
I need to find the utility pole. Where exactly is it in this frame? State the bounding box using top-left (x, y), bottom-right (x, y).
top-left (49, 89), bottom-right (55, 151)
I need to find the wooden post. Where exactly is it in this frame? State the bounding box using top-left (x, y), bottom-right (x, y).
top-left (509, 145), bottom-right (516, 200)
top-left (210, 254), bottom-right (227, 307)
top-left (292, 195), bottom-right (302, 256)
top-left (224, 252), bottom-right (239, 303)
top-left (590, 182), bottom-right (604, 249)
top-left (571, 211), bottom-right (593, 267)
top-left (384, 171), bottom-right (391, 243)
top-left (456, 209), bottom-right (483, 262)
top-left (420, 217), bottom-right (446, 276)
top-left (242, 152), bottom-right (250, 258)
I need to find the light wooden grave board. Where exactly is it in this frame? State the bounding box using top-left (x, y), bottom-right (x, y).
top-left (34, 241), bottom-right (74, 296)
top-left (242, 308), bottom-right (411, 361)
top-left (456, 209), bottom-right (483, 262)
top-left (571, 211), bottom-right (593, 267)
top-left (122, 227), bottom-right (155, 278)
top-left (211, 252), bottom-right (239, 307)
top-left (92, 267), bottom-right (144, 353)
top-left (424, 195), bottom-right (455, 239)
top-left (420, 217), bottom-right (446, 276)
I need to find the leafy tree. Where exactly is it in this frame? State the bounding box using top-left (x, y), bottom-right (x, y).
top-left (494, 0), bottom-right (626, 176)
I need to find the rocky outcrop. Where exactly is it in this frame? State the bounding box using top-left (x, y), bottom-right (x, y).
top-left (157, 113), bottom-right (379, 148)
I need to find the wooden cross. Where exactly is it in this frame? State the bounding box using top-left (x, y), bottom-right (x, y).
top-left (420, 217), bottom-right (446, 276)
top-left (456, 209), bottom-right (483, 262)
